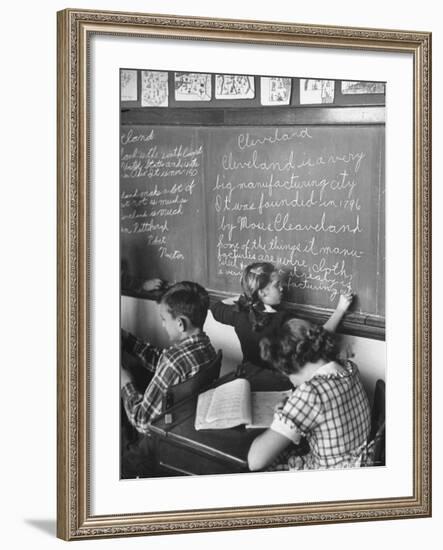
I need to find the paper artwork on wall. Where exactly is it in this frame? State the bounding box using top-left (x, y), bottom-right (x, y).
top-left (141, 70), bottom-right (169, 107)
top-left (174, 73), bottom-right (212, 101)
top-left (215, 74), bottom-right (255, 99)
top-left (299, 79), bottom-right (335, 104)
top-left (120, 69), bottom-right (137, 101)
top-left (341, 81), bottom-right (385, 94)
top-left (260, 77), bottom-right (292, 105)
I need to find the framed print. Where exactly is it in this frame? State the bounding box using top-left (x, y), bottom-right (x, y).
top-left (57, 8), bottom-right (431, 540)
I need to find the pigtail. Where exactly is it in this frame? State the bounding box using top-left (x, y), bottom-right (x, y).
top-left (239, 262), bottom-right (277, 332)
top-left (237, 294), bottom-right (253, 312)
top-left (238, 296), bottom-right (271, 331)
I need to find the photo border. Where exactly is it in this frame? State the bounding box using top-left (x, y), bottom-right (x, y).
top-left (57, 8), bottom-right (431, 540)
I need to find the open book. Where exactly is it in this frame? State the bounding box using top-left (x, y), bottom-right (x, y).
top-left (195, 378), bottom-right (292, 430)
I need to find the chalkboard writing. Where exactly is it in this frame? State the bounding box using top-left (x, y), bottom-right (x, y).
top-left (120, 123), bottom-right (385, 332)
top-left (120, 125), bottom-right (206, 282)
top-left (206, 126), bottom-right (385, 317)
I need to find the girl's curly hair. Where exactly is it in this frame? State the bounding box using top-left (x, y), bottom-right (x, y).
top-left (237, 262), bottom-right (277, 331)
top-left (260, 319), bottom-right (339, 375)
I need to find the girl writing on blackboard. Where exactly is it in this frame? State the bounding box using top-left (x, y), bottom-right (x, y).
top-left (210, 262), bottom-right (353, 369)
top-left (247, 318), bottom-right (371, 471)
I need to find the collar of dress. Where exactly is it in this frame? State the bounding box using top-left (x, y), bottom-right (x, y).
top-left (309, 361), bottom-right (348, 380)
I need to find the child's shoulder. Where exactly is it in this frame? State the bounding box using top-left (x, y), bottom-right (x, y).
top-left (305, 361), bottom-right (359, 397)
top-left (285, 383), bottom-right (322, 413)
top-left (165, 332), bottom-right (212, 355)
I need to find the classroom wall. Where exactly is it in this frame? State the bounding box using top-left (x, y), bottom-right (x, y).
top-left (121, 295), bottom-right (385, 403)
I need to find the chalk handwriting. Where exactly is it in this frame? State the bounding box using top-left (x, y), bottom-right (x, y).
top-left (120, 135), bottom-right (203, 269)
top-left (120, 126), bottom-right (380, 306)
top-left (121, 129), bottom-right (154, 145)
top-left (159, 247), bottom-right (185, 261)
top-left (221, 149), bottom-right (365, 174)
top-left (236, 212), bottom-right (362, 235)
top-left (210, 129), bottom-right (373, 303)
top-left (237, 128), bottom-right (312, 150)
top-left (212, 171), bottom-right (358, 199)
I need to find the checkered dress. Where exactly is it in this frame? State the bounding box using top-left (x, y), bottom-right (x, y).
top-left (269, 360), bottom-right (371, 470)
top-left (121, 332), bottom-right (216, 434)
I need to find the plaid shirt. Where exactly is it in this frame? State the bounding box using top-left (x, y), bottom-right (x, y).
top-left (121, 331), bottom-right (216, 434)
top-left (270, 360), bottom-right (371, 469)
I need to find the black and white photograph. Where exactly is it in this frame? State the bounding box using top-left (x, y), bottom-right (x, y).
top-left (1, 0), bottom-right (438, 546)
top-left (119, 69), bottom-right (387, 480)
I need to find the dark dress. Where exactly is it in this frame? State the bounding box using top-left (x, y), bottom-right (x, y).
top-left (210, 301), bottom-right (290, 368)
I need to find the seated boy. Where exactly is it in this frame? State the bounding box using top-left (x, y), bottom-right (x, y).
top-left (121, 281), bottom-right (217, 434)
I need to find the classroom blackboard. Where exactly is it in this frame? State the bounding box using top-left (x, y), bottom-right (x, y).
top-left (120, 125), bottom-right (206, 282)
top-left (120, 123), bottom-right (385, 337)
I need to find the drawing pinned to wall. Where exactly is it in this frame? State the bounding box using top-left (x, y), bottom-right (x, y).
top-left (341, 81), bottom-right (385, 94)
top-left (300, 79), bottom-right (335, 104)
top-left (215, 74), bottom-right (255, 99)
top-left (174, 72), bottom-right (212, 101)
top-left (141, 70), bottom-right (168, 107)
top-left (260, 77), bottom-right (291, 105)
top-left (120, 69), bottom-right (138, 101)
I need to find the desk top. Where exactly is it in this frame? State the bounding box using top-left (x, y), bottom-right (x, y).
top-left (149, 363), bottom-right (292, 474)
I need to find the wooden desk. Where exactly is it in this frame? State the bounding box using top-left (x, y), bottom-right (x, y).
top-left (149, 364), bottom-right (291, 475)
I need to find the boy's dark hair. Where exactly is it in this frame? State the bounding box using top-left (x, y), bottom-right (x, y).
top-left (160, 281), bottom-right (209, 330)
top-left (260, 319), bottom-right (339, 375)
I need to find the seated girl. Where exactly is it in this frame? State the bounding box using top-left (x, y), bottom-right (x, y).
top-left (248, 319), bottom-right (371, 471)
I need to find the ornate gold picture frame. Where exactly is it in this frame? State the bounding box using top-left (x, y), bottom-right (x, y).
top-left (57, 8), bottom-right (431, 540)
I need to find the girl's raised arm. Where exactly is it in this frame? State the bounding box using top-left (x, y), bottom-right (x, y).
top-left (323, 290), bottom-right (354, 333)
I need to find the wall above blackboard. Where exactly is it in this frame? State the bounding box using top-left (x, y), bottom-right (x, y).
top-left (120, 69), bottom-right (386, 110)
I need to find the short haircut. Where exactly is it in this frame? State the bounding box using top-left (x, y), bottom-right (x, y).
top-left (160, 281), bottom-right (209, 330)
top-left (260, 318), bottom-right (339, 375)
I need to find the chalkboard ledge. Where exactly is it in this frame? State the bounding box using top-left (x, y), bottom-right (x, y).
top-left (286, 302), bottom-right (385, 341)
